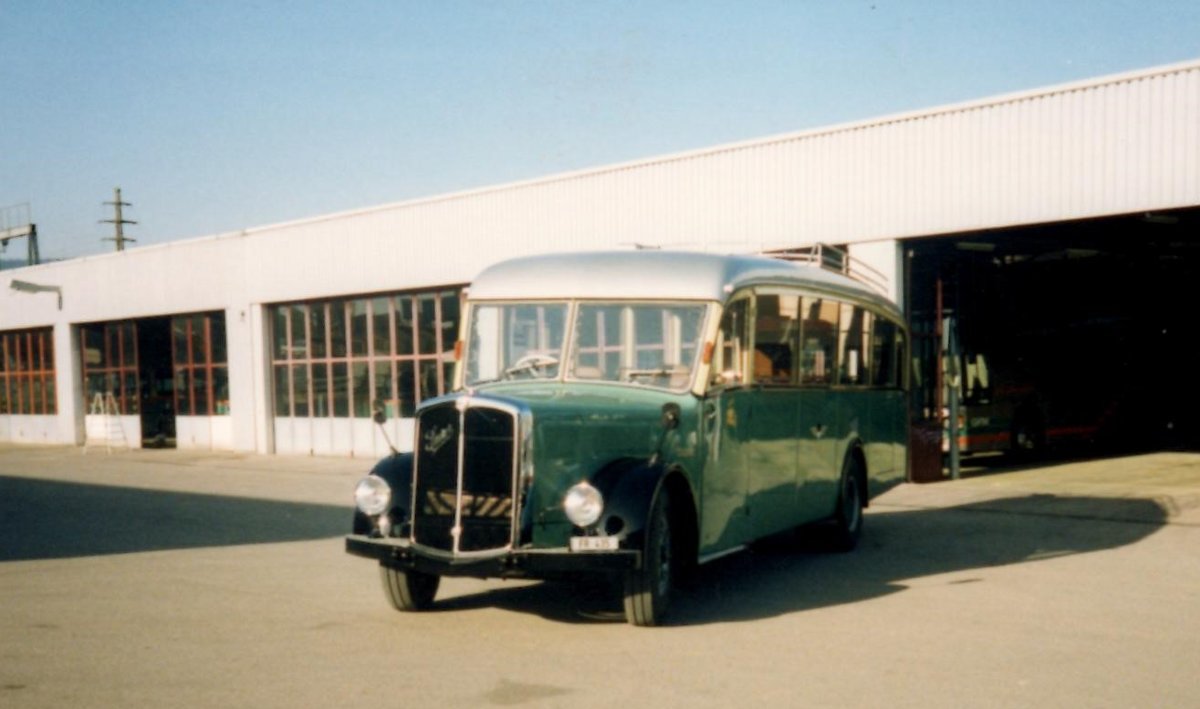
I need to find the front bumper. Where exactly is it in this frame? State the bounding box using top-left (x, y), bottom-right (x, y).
top-left (345, 535), bottom-right (639, 579)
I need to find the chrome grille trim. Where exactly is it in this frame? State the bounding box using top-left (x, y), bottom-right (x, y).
top-left (411, 395), bottom-right (527, 557)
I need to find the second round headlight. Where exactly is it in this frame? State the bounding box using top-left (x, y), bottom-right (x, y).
top-left (563, 481), bottom-right (604, 528)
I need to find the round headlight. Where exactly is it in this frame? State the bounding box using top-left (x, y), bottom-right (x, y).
top-left (354, 476), bottom-right (391, 516)
top-left (563, 482), bottom-right (604, 528)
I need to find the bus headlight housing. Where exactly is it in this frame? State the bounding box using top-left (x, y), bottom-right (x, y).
top-left (563, 481), bottom-right (604, 528)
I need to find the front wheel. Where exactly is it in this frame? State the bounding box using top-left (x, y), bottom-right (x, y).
top-left (623, 491), bottom-right (673, 626)
top-left (379, 565), bottom-right (440, 611)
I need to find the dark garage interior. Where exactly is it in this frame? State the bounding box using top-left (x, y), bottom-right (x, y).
top-left (906, 207), bottom-right (1199, 464)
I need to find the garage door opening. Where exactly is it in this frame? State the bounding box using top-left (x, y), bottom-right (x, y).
top-left (80, 311), bottom-right (229, 450)
top-left (907, 208), bottom-right (1199, 469)
top-left (80, 317), bottom-right (175, 448)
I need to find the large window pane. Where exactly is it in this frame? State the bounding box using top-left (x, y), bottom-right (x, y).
top-left (398, 361), bottom-right (416, 417)
top-left (175, 369), bottom-right (192, 415)
top-left (372, 297), bottom-right (392, 356)
top-left (18, 377), bottom-right (30, 414)
top-left (44, 376), bottom-right (56, 415)
top-left (273, 365), bottom-right (289, 416)
top-left (289, 305), bottom-right (307, 360)
top-left (213, 366), bottom-right (229, 414)
top-left (330, 302), bottom-right (347, 358)
top-left (311, 363), bottom-right (328, 417)
top-left (122, 323), bottom-right (137, 367)
top-left (395, 296), bottom-right (414, 356)
top-left (350, 300), bottom-right (368, 357)
top-left (124, 371), bottom-right (140, 413)
top-left (192, 367), bottom-right (209, 415)
top-left (271, 307), bottom-right (288, 360)
top-left (210, 313), bottom-right (227, 364)
top-left (351, 362), bottom-right (370, 417)
top-left (308, 305), bottom-right (326, 359)
top-left (289, 364), bottom-right (306, 417)
top-left (418, 293), bottom-right (438, 355)
top-left (418, 360), bottom-right (439, 404)
top-left (83, 327), bottom-right (105, 368)
top-left (332, 362), bottom-right (349, 417)
top-left (372, 359), bottom-right (393, 415)
top-left (440, 291), bottom-right (460, 353)
top-left (173, 319), bottom-right (189, 366)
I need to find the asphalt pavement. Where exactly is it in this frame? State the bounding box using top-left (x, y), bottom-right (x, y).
top-left (1, 443), bottom-right (1198, 708)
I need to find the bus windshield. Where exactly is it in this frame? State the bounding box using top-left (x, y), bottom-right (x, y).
top-left (464, 301), bottom-right (707, 390)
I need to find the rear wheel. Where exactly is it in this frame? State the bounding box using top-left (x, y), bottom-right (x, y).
top-left (829, 457), bottom-right (864, 552)
top-left (623, 491), bottom-right (673, 626)
top-left (379, 565), bottom-right (440, 611)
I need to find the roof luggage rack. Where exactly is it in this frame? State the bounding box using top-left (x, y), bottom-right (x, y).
top-left (764, 243), bottom-right (889, 296)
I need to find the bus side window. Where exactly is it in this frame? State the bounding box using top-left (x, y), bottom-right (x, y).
top-left (800, 297), bottom-right (839, 386)
top-left (711, 298), bottom-right (750, 387)
top-left (753, 293), bottom-right (799, 385)
top-left (872, 317), bottom-right (899, 388)
top-left (838, 304), bottom-right (872, 386)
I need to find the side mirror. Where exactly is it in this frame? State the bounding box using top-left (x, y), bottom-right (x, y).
top-left (660, 402), bottom-right (681, 431)
top-left (371, 400), bottom-right (398, 455)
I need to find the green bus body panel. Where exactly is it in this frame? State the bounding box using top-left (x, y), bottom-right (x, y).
top-left (474, 379), bottom-right (906, 558)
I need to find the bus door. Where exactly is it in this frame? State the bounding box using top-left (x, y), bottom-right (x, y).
top-left (701, 296), bottom-right (754, 553)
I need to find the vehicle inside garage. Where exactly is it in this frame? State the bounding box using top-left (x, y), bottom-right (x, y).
top-left (906, 207), bottom-right (1199, 463)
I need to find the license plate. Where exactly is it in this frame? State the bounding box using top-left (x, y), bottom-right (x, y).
top-left (569, 536), bottom-right (619, 552)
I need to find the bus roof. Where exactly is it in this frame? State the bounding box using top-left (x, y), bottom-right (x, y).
top-left (468, 250), bottom-right (902, 317)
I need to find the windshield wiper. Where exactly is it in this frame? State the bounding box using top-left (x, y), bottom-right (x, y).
top-left (503, 353), bottom-right (560, 379)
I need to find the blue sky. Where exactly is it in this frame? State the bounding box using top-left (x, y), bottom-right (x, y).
top-left (2, 1), bottom-right (1198, 259)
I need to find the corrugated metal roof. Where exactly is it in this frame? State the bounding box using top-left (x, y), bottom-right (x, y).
top-left (233, 57), bottom-right (1200, 244)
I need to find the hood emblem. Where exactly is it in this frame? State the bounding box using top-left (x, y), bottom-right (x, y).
top-left (423, 424), bottom-right (456, 455)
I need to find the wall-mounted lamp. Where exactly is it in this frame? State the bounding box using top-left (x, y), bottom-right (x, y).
top-left (9, 278), bottom-right (62, 310)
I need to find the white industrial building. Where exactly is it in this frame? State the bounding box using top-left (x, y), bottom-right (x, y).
top-left (2, 58), bottom-right (1198, 463)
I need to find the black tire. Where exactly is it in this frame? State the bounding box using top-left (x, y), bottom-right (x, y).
top-left (379, 564), bottom-right (440, 611)
top-left (1010, 407), bottom-right (1045, 459)
top-left (623, 491), bottom-right (673, 626)
top-left (829, 457), bottom-right (864, 552)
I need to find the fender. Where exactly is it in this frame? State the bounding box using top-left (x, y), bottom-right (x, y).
top-left (589, 458), bottom-right (697, 553)
top-left (353, 453), bottom-right (415, 535)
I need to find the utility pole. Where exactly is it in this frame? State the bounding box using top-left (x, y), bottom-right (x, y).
top-left (101, 187), bottom-right (137, 251)
top-left (0, 202), bottom-right (40, 268)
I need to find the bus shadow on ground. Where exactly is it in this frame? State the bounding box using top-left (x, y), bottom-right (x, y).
top-left (0, 476), bottom-right (350, 562)
top-left (429, 493), bottom-right (1167, 625)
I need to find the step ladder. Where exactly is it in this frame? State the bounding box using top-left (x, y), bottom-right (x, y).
top-left (83, 392), bottom-right (129, 454)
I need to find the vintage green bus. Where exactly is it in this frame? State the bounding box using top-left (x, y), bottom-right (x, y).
top-left (346, 250), bottom-right (908, 625)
